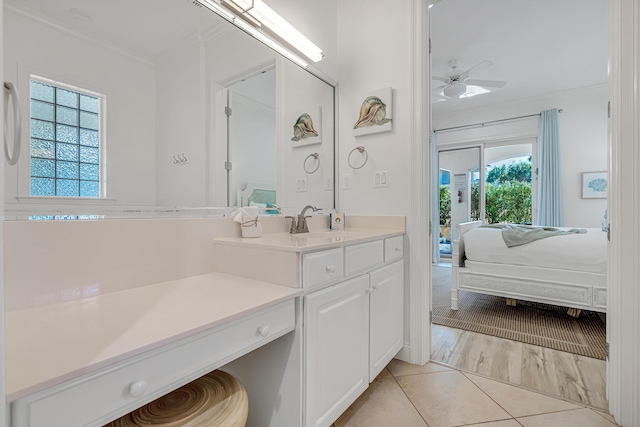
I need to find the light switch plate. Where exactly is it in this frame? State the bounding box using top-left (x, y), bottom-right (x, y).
top-left (296, 178), bottom-right (307, 192)
top-left (343, 173), bottom-right (351, 190)
top-left (374, 171), bottom-right (389, 188)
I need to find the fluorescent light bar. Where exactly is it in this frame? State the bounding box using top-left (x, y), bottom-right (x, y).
top-left (225, 0), bottom-right (323, 62)
top-left (233, 18), bottom-right (309, 68)
top-left (195, 0), bottom-right (310, 68)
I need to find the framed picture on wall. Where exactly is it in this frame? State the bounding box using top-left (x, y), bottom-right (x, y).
top-left (291, 107), bottom-right (321, 147)
top-left (352, 87), bottom-right (393, 137)
top-left (582, 171), bottom-right (608, 199)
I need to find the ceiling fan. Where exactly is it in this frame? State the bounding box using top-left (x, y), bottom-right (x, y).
top-left (432, 59), bottom-right (506, 99)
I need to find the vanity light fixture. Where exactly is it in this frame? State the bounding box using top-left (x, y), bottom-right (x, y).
top-left (195, 0), bottom-right (312, 68)
top-left (223, 0), bottom-right (324, 63)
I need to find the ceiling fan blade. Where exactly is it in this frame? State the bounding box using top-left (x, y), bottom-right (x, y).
top-left (466, 79), bottom-right (506, 88)
top-left (459, 60), bottom-right (493, 79)
top-left (432, 75), bottom-right (450, 83)
top-left (432, 84), bottom-right (448, 92)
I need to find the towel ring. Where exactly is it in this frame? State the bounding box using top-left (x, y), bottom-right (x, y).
top-left (304, 153), bottom-right (320, 174)
top-left (348, 146), bottom-right (368, 169)
top-left (4, 82), bottom-right (22, 166)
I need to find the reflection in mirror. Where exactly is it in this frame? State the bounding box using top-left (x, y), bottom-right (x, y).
top-left (227, 67), bottom-right (277, 207)
top-left (3, 0), bottom-right (335, 218)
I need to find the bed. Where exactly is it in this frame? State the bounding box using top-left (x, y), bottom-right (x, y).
top-left (451, 221), bottom-right (607, 316)
top-left (236, 181), bottom-right (277, 212)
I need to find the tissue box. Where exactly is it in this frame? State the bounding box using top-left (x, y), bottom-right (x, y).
top-left (330, 212), bottom-right (345, 231)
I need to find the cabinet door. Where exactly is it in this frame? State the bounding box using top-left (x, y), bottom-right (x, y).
top-left (369, 260), bottom-right (404, 382)
top-left (304, 275), bottom-right (369, 427)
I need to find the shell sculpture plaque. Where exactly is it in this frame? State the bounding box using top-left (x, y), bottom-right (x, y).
top-left (353, 96), bottom-right (391, 129)
top-left (291, 113), bottom-right (319, 141)
top-left (106, 370), bottom-right (249, 427)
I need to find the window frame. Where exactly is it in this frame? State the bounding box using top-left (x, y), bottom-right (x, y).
top-left (15, 73), bottom-right (108, 204)
top-left (23, 74), bottom-right (108, 201)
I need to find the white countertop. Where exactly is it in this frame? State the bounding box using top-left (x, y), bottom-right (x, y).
top-left (214, 228), bottom-right (404, 252)
top-left (5, 273), bottom-right (302, 402)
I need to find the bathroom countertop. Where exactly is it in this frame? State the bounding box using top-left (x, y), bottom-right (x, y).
top-left (4, 273), bottom-right (302, 402)
top-left (213, 228), bottom-right (404, 252)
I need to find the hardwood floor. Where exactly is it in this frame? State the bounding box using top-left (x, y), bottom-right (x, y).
top-left (431, 324), bottom-right (609, 410)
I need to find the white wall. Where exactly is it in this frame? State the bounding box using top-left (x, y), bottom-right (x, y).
top-left (336, 1), bottom-right (412, 216)
top-left (434, 85), bottom-right (608, 228)
top-left (337, 0), bottom-right (418, 358)
top-left (0, 0), bottom-right (6, 422)
top-left (266, 0), bottom-right (338, 82)
top-left (3, 6), bottom-right (157, 208)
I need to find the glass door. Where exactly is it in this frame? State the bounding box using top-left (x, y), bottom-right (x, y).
top-left (435, 140), bottom-right (536, 262)
top-left (483, 141), bottom-right (536, 224)
top-left (437, 147), bottom-right (481, 261)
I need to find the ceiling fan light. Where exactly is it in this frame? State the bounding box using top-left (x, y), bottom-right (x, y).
top-left (443, 82), bottom-right (466, 98)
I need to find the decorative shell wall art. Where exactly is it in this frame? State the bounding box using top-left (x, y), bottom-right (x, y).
top-left (353, 87), bottom-right (393, 136)
top-left (353, 96), bottom-right (390, 129)
top-left (582, 171), bottom-right (608, 199)
top-left (291, 107), bottom-right (322, 147)
top-left (588, 178), bottom-right (607, 192)
top-left (291, 113), bottom-right (318, 141)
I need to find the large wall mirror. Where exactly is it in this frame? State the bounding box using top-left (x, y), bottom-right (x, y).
top-left (3, 0), bottom-right (335, 218)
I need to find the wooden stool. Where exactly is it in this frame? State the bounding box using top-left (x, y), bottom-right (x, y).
top-left (106, 370), bottom-right (248, 427)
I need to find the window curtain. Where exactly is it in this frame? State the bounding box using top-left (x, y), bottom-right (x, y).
top-left (431, 130), bottom-right (440, 263)
top-left (537, 108), bottom-right (563, 226)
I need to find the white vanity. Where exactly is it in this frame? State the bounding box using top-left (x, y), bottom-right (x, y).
top-left (4, 216), bottom-right (405, 427)
top-left (5, 274), bottom-right (301, 427)
top-left (214, 219), bottom-right (405, 427)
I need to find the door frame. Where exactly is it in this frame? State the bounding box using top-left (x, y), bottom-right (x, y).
top-left (412, 1), bottom-right (640, 424)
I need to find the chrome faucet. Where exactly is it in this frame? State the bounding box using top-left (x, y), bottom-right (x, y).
top-left (286, 205), bottom-right (321, 234)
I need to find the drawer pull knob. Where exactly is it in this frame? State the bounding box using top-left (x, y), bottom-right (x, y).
top-left (366, 287), bottom-right (373, 294)
top-left (258, 325), bottom-right (270, 337)
top-left (395, 247), bottom-right (401, 252)
top-left (326, 265), bottom-right (336, 273)
top-left (129, 380), bottom-right (148, 398)
top-left (372, 283), bottom-right (380, 291)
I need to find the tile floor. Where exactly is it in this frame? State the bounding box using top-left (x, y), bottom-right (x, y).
top-left (333, 359), bottom-right (619, 427)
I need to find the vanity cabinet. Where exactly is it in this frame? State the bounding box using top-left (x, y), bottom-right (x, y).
top-left (212, 229), bottom-right (406, 427)
top-left (368, 260), bottom-right (404, 382)
top-left (304, 275), bottom-right (370, 427)
top-left (302, 237), bottom-right (404, 427)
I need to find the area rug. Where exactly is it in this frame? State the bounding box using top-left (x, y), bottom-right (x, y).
top-left (432, 265), bottom-right (607, 360)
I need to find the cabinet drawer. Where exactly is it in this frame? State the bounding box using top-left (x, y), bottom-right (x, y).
top-left (345, 240), bottom-right (384, 277)
top-left (384, 236), bottom-right (404, 263)
top-left (302, 248), bottom-right (344, 289)
top-left (12, 300), bottom-right (295, 427)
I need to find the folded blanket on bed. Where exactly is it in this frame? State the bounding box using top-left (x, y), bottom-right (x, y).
top-left (481, 224), bottom-right (587, 248)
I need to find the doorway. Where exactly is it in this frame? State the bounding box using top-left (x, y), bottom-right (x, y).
top-left (223, 67), bottom-right (276, 207)
top-left (427, 0), bottom-right (609, 411)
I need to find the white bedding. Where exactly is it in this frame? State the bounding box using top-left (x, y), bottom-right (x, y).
top-left (463, 227), bottom-right (607, 274)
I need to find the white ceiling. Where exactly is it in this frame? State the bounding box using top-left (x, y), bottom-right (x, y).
top-left (8, 0), bottom-right (609, 115)
top-left (6, 0), bottom-right (228, 59)
top-left (430, 0), bottom-right (609, 115)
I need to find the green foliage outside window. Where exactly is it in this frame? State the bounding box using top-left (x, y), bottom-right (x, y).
top-left (442, 157), bottom-right (533, 227)
top-left (471, 181), bottom-right (532, 224)
top-left (439, 185), bottom-right (451, 226)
